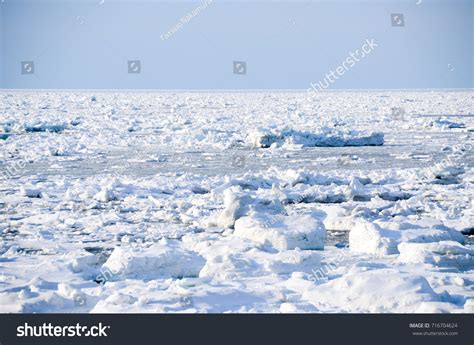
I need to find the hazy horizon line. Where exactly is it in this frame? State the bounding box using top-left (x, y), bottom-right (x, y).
top-left (1, 87), bottom-right (473, 93)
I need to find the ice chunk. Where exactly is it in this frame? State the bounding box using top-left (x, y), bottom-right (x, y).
top-left (199, 254), bottom-right (260, 281)
top-left (464, 299), bottom-right (474, 313)
top-left (279, 303), bottom-right (299, 313)
top-left (349, 220), bottom-right (465, 256)
top-left (431, 164), bottom-right (464, 184)
top-left (101, 244), bottom-right (205, 281)
top-left (94, 186), bottom-right (117, 202)
top-left (264, 250), bottom-right (322, 275)
top-left (93, 180), bottom-right (124, 202)
top-left (302, 269), bottom-right (439, 313)
top-left (24, 122), bottom-right (68, 133)
top-left (398, 241), bottom-right (474, 268)
top-left (349, 221), bottom-right (398, 256)
top-left (234, 212), bottom-right (325, 251)
top-left (20, 186), bottom-right (42, 198)
top-left (69, 253), bottom-right (100, 273)
top-left (432, 118), bottom-right (465, 129)
top-left (214, 186), bottom-right (286, 229)
top-left (399, 226), bottom-right (465, 244)
top-left (346, 176), bottom-right (369, 200)
top-left (415, 302), bottom-right (458, 313)
top-left (248, 128), bottom-right (384, 148)
top-left (91, 293), bottom-right (139, 313)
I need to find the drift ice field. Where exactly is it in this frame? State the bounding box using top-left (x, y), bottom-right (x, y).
top-left (0, 89), bottom-right (473, 313)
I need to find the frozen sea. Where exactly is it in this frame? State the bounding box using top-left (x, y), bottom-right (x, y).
top-left (0, 90), bottom-right (473, 313)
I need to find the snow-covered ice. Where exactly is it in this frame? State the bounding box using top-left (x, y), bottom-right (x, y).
top-left (0, 90), bottom-right (473, 313)
top-left (234, 212), bottom-right (325, 251)
top-left (101, 242), bottom-right (206, 281)
top-left (398, 241), bottom-right (474, 268)
top-left (248, 128), bottom-right (384, 148)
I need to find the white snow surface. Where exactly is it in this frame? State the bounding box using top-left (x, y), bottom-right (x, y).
top-left (0, 90), bottom-right (473, 313)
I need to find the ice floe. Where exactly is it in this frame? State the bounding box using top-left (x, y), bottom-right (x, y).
top-left (248, 128), bottom-right (384, 148)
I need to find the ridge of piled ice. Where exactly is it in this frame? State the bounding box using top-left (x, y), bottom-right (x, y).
top-left (248, 128), bottom-right (384, 148)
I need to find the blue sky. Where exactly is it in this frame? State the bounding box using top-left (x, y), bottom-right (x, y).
top-left (0, 0), bottom-right (472, 89)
